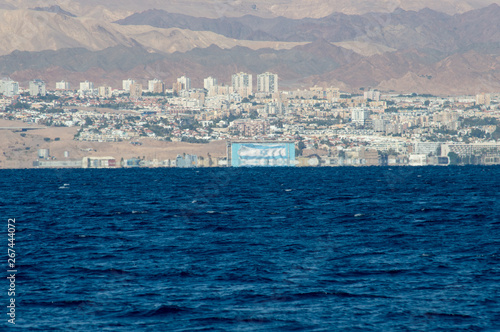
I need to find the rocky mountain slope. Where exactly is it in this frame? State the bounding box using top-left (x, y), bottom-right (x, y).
top-left (1, 1), bottom-right (500, 94)
top-left (2, 0), bottom-right (500, 18)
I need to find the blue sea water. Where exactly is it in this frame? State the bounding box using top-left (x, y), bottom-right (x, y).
top-left (2, 166), bottom-right (500, 331)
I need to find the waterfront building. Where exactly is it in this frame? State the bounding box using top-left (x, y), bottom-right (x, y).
top-left (414, 142), bottom-right (441, 156)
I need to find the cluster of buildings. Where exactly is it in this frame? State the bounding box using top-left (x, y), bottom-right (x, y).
top-left (1, 73), bottom-right (500, 168)
top-left (33, 149), bottom-right (226, 168)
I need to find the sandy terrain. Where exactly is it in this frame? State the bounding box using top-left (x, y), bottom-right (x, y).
top-left (0, 119), bottom-right (227, 169)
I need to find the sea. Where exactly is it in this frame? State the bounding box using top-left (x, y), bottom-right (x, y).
top-left (2, 166), bottom-right (499, 331)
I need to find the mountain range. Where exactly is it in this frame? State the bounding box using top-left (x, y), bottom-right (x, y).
top-left (1, 0), bottom-right (500, 95)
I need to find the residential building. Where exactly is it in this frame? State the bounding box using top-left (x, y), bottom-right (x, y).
top-left (351, 108), bottom-right (370, 125)
top-left (148, 79), bottom-right (164, 93)
top-left (364, 90), bottom-right (381, 101)
top-left (177, 75), bottom-right (191, 91)
top-left (0, 78), bottom-right (19, 97)
top-left (129, 83), bottom-right (143, 98)
top-left (414, 142), bottom-right (441, 156)
top-left (79, 81), bottom-right (94, 96)
top-left (232, 72), bottom-right (253, 97)
top-left (172, 82), bottom-right (182, 95)
top-left (231, 119), bottom-right (269, 137)
top-left (29, 79), bottom-right (46, 96)
top-left (476, 93), bottom-right (491, 106)
top-left (204, 76), bottom-right (218, 90)
top-left (257, 72), bottom-right (278, 94)
top-left (98, 86), bottom-right (112, 98)
top-left (55, 81), bottom-right (70, 90)
top-left (122, 79), bottom-right (135, 92)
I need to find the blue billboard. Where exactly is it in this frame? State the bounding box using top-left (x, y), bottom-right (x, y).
top-left (231, 143), bottom-right (295, 167)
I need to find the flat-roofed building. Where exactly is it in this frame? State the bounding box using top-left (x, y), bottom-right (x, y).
top-left (79, 81), bottom-right (94, 96)
top-left (129, 83), bottom-right (143, 98)
top-left (204, 76), bottom-right (218, 90)
top-left (232, 72), bottom-right (252, 97)
top-left (148, 79), bottom-right (164, 93)
top-left (257, 72), bottom-right (278, 94)
top-left (177, 75), bottom-right (191, 91)
top-left (122, 79), bottom-right (135, 91)
top-left (56, 81), bottom-right (70, 90)
top-left (0, 78), bottom-right (19, 97)
top-left (29, 79), bottom-right (46, 96)
top-left (98, 86), bottom-right (112, 98)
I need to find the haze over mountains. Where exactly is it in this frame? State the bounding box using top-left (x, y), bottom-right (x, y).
top-left (1, 0), bottom-right (500, 94)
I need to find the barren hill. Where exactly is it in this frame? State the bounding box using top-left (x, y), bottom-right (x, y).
top-left (2, 0), bottom-right (500, 18)
top-left (1, 2), bottom-right (500, 94)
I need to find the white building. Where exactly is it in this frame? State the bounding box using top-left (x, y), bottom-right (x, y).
top-left (98, 86), bottom-right (112, 98)
top-left (364, 90), bottom-right (380, 101)
top-left (177, 76), bottom-right (191, 91)
top-left (409, 154), bottom-right (427, 166)
top-left (257, 72), bottom-right (278, 94)
top-left (55, 81), bottom-right (70, 90)
top-left (79, 81), bottom-right (94, 96)
top-left (0, 78), bottom-right (19, 97)
top-left (204, 76), bottom-right (218, 90)
top-left (232, 72), bottom-right (252, 97)
top-left (351, 108), bottom-right (370, 125)
top-left (29, 80), bottom-right (46, 96)
top-left (148, 79), bottom-right (164, 93)
top-left (476, 93), bottom-right (491, 106)
top-left (122, 79), bottom-right (135, 92)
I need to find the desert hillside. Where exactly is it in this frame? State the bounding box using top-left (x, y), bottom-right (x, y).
top-left (1, 1), bottom-right (500, 94)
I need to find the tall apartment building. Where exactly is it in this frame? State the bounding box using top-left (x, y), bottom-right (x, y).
top-left (257, 72), bottom-right (278, 94)
top-left (177, 76), bottom-right (191, 91)
top-left (0, 78), bottom-right (19, 97)
top-left (122, 79), bottom-right (135, 92)
top-left (129, 83), bottom-right (143, 98)
top-left (79, 81), bottom-right (94, 96)
top-left (172, 81), bottom-right (182, 95)
top-left (98, 86), bottom-right (112, 98)
top-left (351, 108), bottom-right (370, 125)
top-left (29, 79), bottom-right (46, 96)
top-left (204, 76), bottom-right (218, 90)
top-left (364, 90), bottom-right (381, 101)
top-left (232, 72), bottom-right (252, 97)
top-left (148, 79), bottom-right (164, 93)
top-left (476, 93), bottom-right (491, 106)
top-left (56, 81), bottom-right (70, 90)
